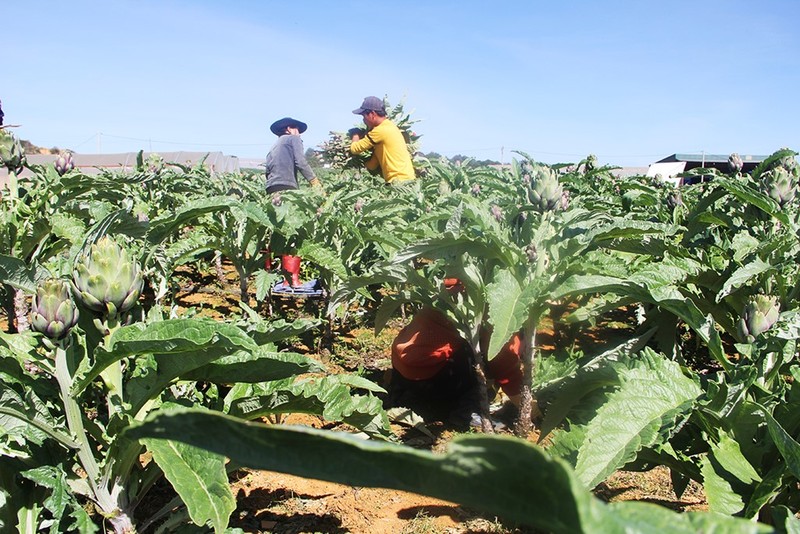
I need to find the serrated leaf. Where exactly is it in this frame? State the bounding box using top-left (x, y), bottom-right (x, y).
top-left (571, 350), bottom-right (701, 488)
top-left (144, 437), bottom-right (235, 533)
top-left (485, 269), bottom-right (531, 360)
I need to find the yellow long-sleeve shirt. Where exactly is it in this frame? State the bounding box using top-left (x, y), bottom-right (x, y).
top-left (349, 119), bottom-right (415, 183)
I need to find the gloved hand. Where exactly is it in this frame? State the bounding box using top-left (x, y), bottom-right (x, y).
top-left (309, 177), bottom-right (322, 188)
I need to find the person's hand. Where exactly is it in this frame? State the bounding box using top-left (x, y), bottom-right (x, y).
top-left (348, 127), bottom-right (365, 142)
top-left (309, 177), bottom-right (322, 189)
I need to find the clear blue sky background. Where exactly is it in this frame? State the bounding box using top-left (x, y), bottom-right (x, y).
top-left (5, 1), bottom-right (799, 167)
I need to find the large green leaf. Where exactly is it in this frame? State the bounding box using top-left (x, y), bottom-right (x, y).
top-left (144, 437), bottom-right (235, 533)
top-left (182, 347), bottom-right (324, 384)
top-left (568, 350), bottom-right (701, 488)
top-left (127, 409), bottom-right (770, 534)
top-left (75, 319), bottom-right (257, 401)
top-left (485, 269), bottom-right (530, 360)
top-left (717, 177), bottom-right (790, 224)
top-left (225, 375), bottom-right (391, 438)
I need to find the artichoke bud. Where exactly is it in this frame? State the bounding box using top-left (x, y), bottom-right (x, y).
top-left (728, 153), bottom-right (743, 174)
top-left (354, 199), bottom-right (364, 213)
top-left (762, 167), bottom-right (797, 207)
top-left (525, 243), bottom-right (538, 263)
top-left (54, 151), bottom-right (75, 176)
top-left (0, 130), bottom-right (25, 173)
top-left (666, 190), bottom-right (683, 209)
top-left (438, 179), bottom-right (451, 195)
top-left (738, 294), bottom-right (780, 342)
top-left (72, 236), bottom-right (144, 319)
top-left (145, 153), bottom-right (165, 173)
top-left (560, 190), bottom-right (571, 210)
top-left (471, 184), bottom-right (481, 196)
top-left (271, 192), bottom-right (282, 206)
top-left (528, 167), bottom-right (564, 213)
top-left (490, 204), bottom-right (503, 222)
top-left (30, 278), bottom-right (80, 341)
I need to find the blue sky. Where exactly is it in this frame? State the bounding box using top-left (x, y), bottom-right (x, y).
top-left (5, 1), bottom-right (799, 167)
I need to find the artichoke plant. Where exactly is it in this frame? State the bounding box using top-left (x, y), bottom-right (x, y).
top-left (54, 151), bottom-right (75, 176)
top-left (738, 294), bottom-right (780, 343)
top-left (762, 167), bottom-right (797, 207)
top-left (30, 278), bottom-right (80, 341)
top-left (528, 167), bottom-right (564, 213)
top-left (72, 236), bottom-right (144, 319)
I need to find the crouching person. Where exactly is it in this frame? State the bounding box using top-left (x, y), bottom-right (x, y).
top-left (387, 307), bottom-right (525, 429)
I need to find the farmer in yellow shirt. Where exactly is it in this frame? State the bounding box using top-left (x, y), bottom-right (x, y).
top-left (349, 96), bottom-right (415, 183)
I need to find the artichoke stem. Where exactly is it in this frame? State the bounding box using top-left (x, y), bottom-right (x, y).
top-left (54, 340), bottom-right (118, 516)
top-left (99, 319), bottom-right (124, 417)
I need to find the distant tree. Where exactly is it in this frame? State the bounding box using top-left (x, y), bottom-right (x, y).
top-left (305, 148), bottom-right (324, 170)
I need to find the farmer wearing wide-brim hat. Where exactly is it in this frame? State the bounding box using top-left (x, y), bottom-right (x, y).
top-left (265, 117), bottom-right (322, 292)
top-left (349, 96), bottom-right (415, 184)
top-left (266, 117), bottom-right (321, 193)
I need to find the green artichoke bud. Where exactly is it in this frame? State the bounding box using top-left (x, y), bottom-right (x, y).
top-left (762, 167), bottom-right (797, 207)
top-left (528, 167), bottom-right (564, 213)
top-left (738, 294), bottom-right (780, 342)
top-left (666, 189), bottom-right (683, 209)
top-left (438, 179), bottom-right (451, 195)
top-left (30, 279), bottom-right (80, 340)
top-left (54, 151), bottom-right (75, 176)
top-left (0, 129), bottom-right (25, 173)
top-left (145, 153), bottom-right (165, 173)
top-left (72, 236), bottom-right (144, 318)
top-left (728, 153), bottom-right (743, 174)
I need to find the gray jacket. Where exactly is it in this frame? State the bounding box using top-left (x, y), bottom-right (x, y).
top-left (265, 135), bottom-right (315, 190)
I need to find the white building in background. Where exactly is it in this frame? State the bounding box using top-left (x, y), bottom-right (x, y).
top-left (647, 153), bottom-right (767, 186)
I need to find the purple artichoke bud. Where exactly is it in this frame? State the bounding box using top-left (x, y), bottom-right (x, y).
top-left (30, 279), bottom-right (80, 340)
top-left (560, 190), bottom-right (570, 210)
top-left (72, 236), bottom-right (144, 319)
top-left (354, 199), bottom-right (364, 213)
top-left (738, 294), bottom-right (780, 342)
top-left (490, 204), bottom-right (503, 222)
top-left (471, 184), bottom-right (481, 196)
top-left (54, 151), bottom-right (75, 176)
top-left (271, 192), bottom-right (282, 206)
top-left (525, 243), bottom-right (538, 263)
top-left (728, 153), bottom-right (743, 174)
